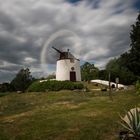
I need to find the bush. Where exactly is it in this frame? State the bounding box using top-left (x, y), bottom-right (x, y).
top-left (136, 81), bottom-right (140, 95)
top-left (101, 88), bottom-right (107, 91)
top-left (27, 80), bottom-right (84, 92)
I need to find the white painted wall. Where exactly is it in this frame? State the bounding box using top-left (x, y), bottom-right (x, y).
top-left (56, 59), bottom-right (81, 81)
top-left (90, 79), bottom-right (127, 89)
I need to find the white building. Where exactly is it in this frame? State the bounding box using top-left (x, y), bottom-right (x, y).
top-left (53, 47), bottom-right (81, 82)
top-left (90, 79), bottom-right (127, 89)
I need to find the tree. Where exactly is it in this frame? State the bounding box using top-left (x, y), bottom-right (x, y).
top-left (103, 12), bottom-right (140, 84)
top-left (0, 82), bottom-right (14, 92)
top-left (81, 62), bottom-right (99, 81)
top-left (106, 58), bottom-right (136, 85)
top-left (127, 12), bottom-right (140, 76)
top-left (98, 70), bottom-right (108, 80)
top-left (11, 68), bottom-right (34, 92)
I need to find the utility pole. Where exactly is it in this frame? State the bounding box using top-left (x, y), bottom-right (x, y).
top-left (108, 72), bottom-right (113, 100)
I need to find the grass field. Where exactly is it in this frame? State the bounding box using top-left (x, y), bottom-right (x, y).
top-left (0, 89), bottom-right (140, 140)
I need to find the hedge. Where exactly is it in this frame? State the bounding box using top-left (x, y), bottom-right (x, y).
top-left (27, 80), bottom-right (84, 92)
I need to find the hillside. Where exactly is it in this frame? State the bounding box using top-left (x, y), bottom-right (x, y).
top-left (0, 90), bottom-right (140, 140)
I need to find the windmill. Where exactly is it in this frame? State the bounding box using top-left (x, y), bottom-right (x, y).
top-left (52, 46), bottom-right (81, 82)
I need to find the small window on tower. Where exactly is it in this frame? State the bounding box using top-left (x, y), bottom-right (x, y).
top-left (71, 67), bottom-right (75, 71)
top-left (70, 58), bottom-right (74, 63)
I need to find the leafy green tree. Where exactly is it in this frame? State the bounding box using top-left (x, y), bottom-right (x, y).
top-left (127, 12), bottom-right (140, 76)
top-left (81, 62), bottom-right (99, 81)
top-left (11, 68), bottom-right (34, 92)
top-left (0, 83), bottom-right (14, 92)
top-left (98, 70), bottom-right (108, 80)
top-left (104, 12), bottom-right (140, 84)
top-left (106, 58), bottom-right (136, 85)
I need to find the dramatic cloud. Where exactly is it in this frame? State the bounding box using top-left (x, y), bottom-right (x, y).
top-left (0, 0), bottom-right (139, 82)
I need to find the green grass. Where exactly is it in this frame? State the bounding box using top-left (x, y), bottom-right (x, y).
top-left (0, 90), bottom-right (140, 140)
top-left (0, 92), bottom-right (11, 97)
top-left (82, 81), bottom-right (105, 90)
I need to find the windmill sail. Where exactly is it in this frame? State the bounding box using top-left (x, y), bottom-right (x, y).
top-left (52, 46), bottom-right (62, 54)
top-left (52, 46), bottom-right (77, 60)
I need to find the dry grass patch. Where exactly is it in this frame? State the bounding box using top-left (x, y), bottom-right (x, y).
top-left (0, 110), bottom-right (34, 123)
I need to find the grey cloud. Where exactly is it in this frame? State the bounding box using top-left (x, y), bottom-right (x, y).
top-left (0, 11), bottom-right (17, 31)
top-left (0, 0), bottom-right (138, 82)
top-left (0, 70), bottom-right (16, 83)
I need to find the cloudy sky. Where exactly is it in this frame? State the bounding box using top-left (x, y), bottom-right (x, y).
top-left (0, 0), bottom-right (140, 83)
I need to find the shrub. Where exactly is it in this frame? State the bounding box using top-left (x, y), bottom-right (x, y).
top-left (136, 81), bottom-right (140, 95)
top-left (101, 88), bottom-right (107, 91)
top-left (27, 80), bottom-right (84, 92)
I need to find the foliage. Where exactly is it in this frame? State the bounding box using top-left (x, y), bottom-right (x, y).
top-left (120, 108), bottom-right (140, 139)
top-left (104, 13), bottom-right (140, 85)
top-left (0, 83), bottom-right (14, 92)
top-left (106, 58), bottom-right (136, 85)
top-left (136, 81), bottom-right (140, 95)
top-left (81, 62), bottom-right (99, 81)
top-left (127, 12), bottom-right (140, 76)
top-left (98, 70), bottom-right (108, 80)
top-left (11, 68), bottom-right (34, 92)
top-left (28, 80), bottom-right (84, 92)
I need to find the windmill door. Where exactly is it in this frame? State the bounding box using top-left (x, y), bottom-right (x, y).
top-left (70, 71), bottom-right (76, 82)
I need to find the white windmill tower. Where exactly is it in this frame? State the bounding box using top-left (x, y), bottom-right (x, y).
top-left (52, 47), bottom-right (81, 82)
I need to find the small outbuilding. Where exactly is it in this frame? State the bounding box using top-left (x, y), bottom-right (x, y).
top-left (90, 79), bottom-right (127, 89)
